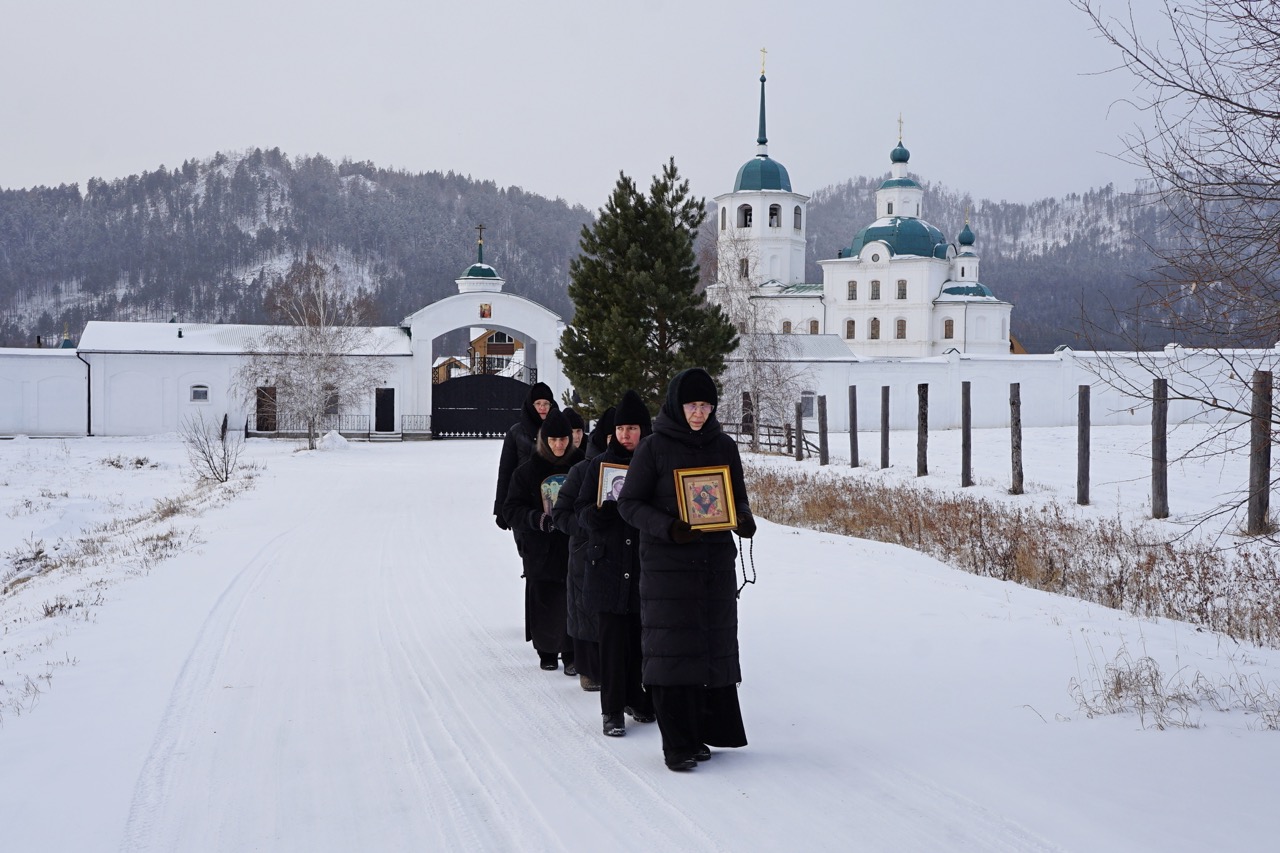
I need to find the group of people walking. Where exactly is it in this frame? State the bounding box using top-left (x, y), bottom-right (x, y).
top-left (494, 368), bottom-right (756, 772)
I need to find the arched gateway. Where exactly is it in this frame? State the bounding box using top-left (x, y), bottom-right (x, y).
top-left (404, 242), bottom-right (568, 438)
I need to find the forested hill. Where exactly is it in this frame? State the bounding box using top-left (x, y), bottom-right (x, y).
top-left (0, 148), bottom-right (593, 347)
top-left (1, 149), bottom-right (1163, 354)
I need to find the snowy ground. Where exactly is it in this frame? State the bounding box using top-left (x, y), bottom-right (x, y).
top-left (2, 427), bottom-right (1279, 852)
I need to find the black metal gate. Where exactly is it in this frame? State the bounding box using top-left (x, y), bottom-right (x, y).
top-left (431, 374), bottom-right (528, 438)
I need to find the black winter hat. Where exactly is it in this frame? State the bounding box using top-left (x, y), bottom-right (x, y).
top-left (540, 408), bottom-right (572, 439)
top-left (527, 382), bottom-right (555, 404)
top-left (675, 368), bottom-right (718, 407)
top-left (563, 407), bottom-right (585, 432)
top-left (613, 389), bottom-right (652, 433)
top-left (589, 406), bottom-right (616, 451)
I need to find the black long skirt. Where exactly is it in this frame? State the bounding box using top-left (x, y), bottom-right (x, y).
top-left (648, 684), bottom-right (747, 760)
top-left (525, 579), bottom-right (571, 656)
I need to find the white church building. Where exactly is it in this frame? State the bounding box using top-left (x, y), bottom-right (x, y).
top-left (706, 72), bottom-right (1012, 358)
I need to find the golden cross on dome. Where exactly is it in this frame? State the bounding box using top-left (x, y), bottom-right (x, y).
top-left (898, 113), bottom-right (904, 142)
top-left (760, 47), bottom-right (767, 75)
top-left (475, 223), bottom-right (485, 245)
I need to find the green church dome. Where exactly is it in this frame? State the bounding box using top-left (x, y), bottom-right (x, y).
top-left (890, 142), bottom-right (910, 163)
top-left (847, 217), bottom-right (948, 260)
top-left (461, 262), bottom-right (499, 279)
top-left (957, 222), bottom-right (975, 246)
top-left (735, 156), bottom-right (793, 192)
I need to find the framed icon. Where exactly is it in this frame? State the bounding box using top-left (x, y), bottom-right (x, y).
top-left (673, 465), bottom-right (737, 531)
top-left (597, 462), bottom-right (629, 506)
top-left (541, 473), bottom-right (567, 514)
top-left (479, 303), bottom-right (492, 319)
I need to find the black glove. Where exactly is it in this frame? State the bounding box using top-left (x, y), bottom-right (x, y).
top-left (736, 515), bottom-right (757, 539)
top-left (495, 514), bottom-right (510, 531)
top-left (538, 512), bottom-right (556, 533)
top-left (669, 519), bottom-right (699, 544)
top-left (596, 501), bottom-right (619, 523)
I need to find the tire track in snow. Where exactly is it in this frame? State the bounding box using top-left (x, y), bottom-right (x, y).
top-left (117, 527), bottom-right (295, 852)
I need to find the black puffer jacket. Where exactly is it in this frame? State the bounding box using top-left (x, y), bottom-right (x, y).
top-left (551, 458), bottom-right (600, 641)
top-left (576, 442), bottom-right (642, 615)
top-left (503, 439), bottom-right (583, 582)
top-left (617, 372), bottom-right (754, 687)
top-left (493, 390), bottom-right (559, 516)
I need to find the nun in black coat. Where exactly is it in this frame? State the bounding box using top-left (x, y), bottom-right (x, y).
top-left (576, 390), bottom-right (656, 737)
top-left (551, 448), bottom-right (603, 686)
top-left (617, 368), bottom-right (757, 771)
top-left (493, 382), bottom-right (559, 528)
top-left (503, 409), bottom-right (584, 670)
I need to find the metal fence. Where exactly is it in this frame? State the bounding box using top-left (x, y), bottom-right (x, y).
top-left (401, 414), bottom-right (431, 434)
top-left (252, 413), bottom-right (371, 435)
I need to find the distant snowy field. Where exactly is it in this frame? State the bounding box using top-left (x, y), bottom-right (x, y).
top-left (2, 427), bottom-right (1279, 852)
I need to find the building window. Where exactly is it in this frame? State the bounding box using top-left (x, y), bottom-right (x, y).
top-left (323, 385), bottom-right (339, 416)
top-left (961, 266), bottom-right (966, 277)
top-left (869, 318), bottom-right (881, 340)
top-left (737, 204), bottom-right (753, 228)
top-left (845, 319), bottom-right (855, 339)
top-left (801, 391), bottom-right (816, 419)
top-left (944, 318), bottom-right (955, 339)
top-left (768, 204), bottom-right (781, 227)
top-left (896, 279), bottom-right (907, 299)
top-left (809, 319), bottom-right (819, 334)
top-left (190, 385), bottom-right (209, 402)
top-left (487, 331), bottom-right (514, 344)
top-left (738, 257), bottom-right (749, 279)
top-left (847, 280), bottom-right (857, 300)
top-left (895, 319), bottom-right (907, 339)
top-left (720, 207), bottom-right (726, 230)
top-left (870, 280), bottom-right (881, 300)
top-left (793, 205), bottom-right (802, 229)
top-left (782, 320), bottom-right (792, 334)
top-left (887, 202), bottom-right (894, 215)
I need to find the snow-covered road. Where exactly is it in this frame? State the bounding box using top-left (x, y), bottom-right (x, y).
top-left (4, 436), bottom-right (1280, 852)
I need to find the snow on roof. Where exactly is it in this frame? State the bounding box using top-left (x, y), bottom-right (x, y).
top-left (76, 321), bottom-right (412, 356)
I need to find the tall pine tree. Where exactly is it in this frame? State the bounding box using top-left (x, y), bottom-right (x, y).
top-left (558, 159), bottom-right (738, 416)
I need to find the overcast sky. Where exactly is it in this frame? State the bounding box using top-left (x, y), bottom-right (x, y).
top-left (1, 0), bottom-right (1155, 211)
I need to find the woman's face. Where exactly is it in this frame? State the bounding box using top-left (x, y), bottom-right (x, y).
top-left (572, 428), bottom-right (584, 447)
top-left (547, 435), bottom-right (570, 456)
top-left (533, 399), bottom-right (552, 419)
top-left (682, 401), bottom-right (713, 431)
top-left (614, 423), bottom-right (642, 451)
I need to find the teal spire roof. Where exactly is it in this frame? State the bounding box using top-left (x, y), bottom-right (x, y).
top-left (958, 222), bottom-right (975, 246)
top-left (733, 71), bottom-right (792, 192)
top-left (461, 230), bottom-right (499, 278)
top-left (846, 217), bottom-right (949, 260)
top-left (890, 141), bottom-right (910, 163)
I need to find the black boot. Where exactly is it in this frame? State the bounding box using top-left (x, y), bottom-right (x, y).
top-left (602, 713), bottom-right (626, 737)
top-left (664, 752), bottom-right (697, 771)
top-left (538, 652), bottom-right (558, 671)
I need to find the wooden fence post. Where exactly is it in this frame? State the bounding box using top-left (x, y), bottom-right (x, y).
top-left (817, 395), bottom-right (829, 466)
top-left (881, 386), bottom-right (890, 469)
top-left (742, 390), bottom-right (758, 453)
top-left (917, 383), bottom-right (929, 477)
top-left (1152, 377), bottom-right (1169, 519)
top-left (961, 380), bottom-right (972, 487)
top-left (1248, 370), bottom-right (1273, 534)
top-left (784, 423), bottom-right (793, 455)
top-left (848, 385), bottom-right (859, 468)
top-left (1077, 384), bottom-right (1090, 506)
top-left (1010, 382), bottom-right (1024, 495)
top-left (795, 402), bottom-right (804, 462)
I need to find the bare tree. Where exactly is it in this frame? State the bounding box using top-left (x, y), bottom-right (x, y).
top-left (237, 254), bottom-right (390, 450)
top-left (181, 413), bottom-right (244, 483)
top-left (707, 228), bottom-right (813, 443)
top-left (1075, 1), bottom-right (1280, 349)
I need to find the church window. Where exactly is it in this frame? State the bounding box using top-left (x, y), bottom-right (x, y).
top-left (895, 319), bottom-right (907, 339)
top-left (782, 320), bottom-right (792, 334)
top-left (793, 206), bottom-right (802, 229)
top-left (896, 280), bottom-right (907, 299)
top-left (847, 280), bottom-right (857, 300)
top-left (737, 321), bottom-right (747, 334)
top-left (739, 258), bottom-right (750, 280)
top-left (720, 207), bottom-right (726, 230)
top-left (869, 318), bottom-right (881, 340)
top-left (809, 319), bottom-right (819, 334)
top-left (190, 385), bottom-right (209, 402)
top-left (944, 318), bottom-right (955, 339)
top-left (487, 331), bottom-right (513, 344)
top-left (801, 391), bottom-right (816, 419)
top-left (887, 202), bottom-right (894, 215)
top-left (768, 205), bottom-right (781, 227)
top-left (961, 266), bottom-right (966, 277)
top-left (737, 204), bottom-right (753, 228)
top-left (323, 385), bottom-right (339, 416)
top-left (870, 280), bottom-right (881, 300)
top-left (845, 319), bottom-right (855, 339)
